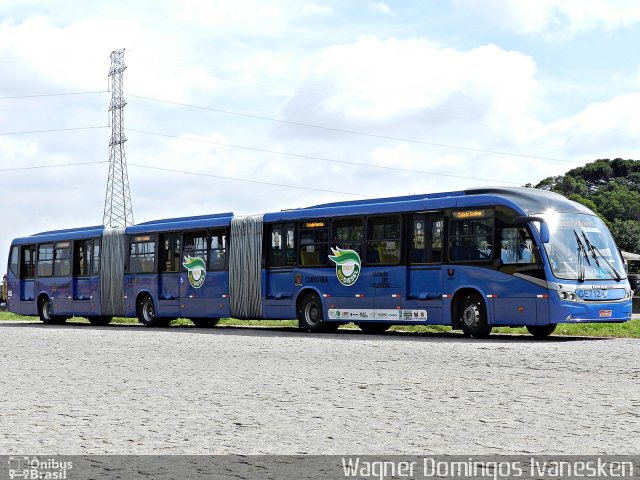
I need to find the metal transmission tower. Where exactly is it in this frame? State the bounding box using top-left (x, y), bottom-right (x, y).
top-left (103, 48), bottom-right (134, 227)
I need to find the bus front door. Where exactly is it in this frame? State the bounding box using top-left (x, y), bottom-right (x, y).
top-left (406, 214), bottom-right (444, 323)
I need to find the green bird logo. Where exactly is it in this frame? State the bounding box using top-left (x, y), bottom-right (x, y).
top-left (183, 255), bottom-right (206, 288)
top-left (329, 247), bottom-right (361, 286)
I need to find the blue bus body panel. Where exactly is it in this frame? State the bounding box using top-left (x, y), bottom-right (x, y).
top-left (124, 271), bottom-right (231, 319)
top-left (8, 226), bottom-right (105, 317)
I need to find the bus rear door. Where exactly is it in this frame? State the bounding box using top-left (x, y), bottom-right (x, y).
top-left (19, 245), bottom-right (37, 315)
top-left (264, 223), bottom-right (296, 319)
top-left (157, 232), bottom-right (181, 317)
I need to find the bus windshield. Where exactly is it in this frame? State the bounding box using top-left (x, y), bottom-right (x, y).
top-left (539, 212), bottom-right (626, 281)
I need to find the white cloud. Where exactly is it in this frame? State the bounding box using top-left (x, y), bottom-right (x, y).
top-left (372, 2), bottom-right (393, 15)
top-left (544, 92), bottom-right (640, 157)
top-left (456, 0), bottom-right (640, 39)
top-left (280, 36), bottom-right (539, 146)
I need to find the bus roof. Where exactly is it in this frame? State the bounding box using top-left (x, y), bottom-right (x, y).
top-left (10, 213), bottom-right (234, 245)
top-left (263, 186), bottom-right (592, 222)
top-left (126, 212), bottom-right (233, 234)
top-left (11, 225), bottom-right (105, 245)
top-left (10, 188), bottom-right (592, 245)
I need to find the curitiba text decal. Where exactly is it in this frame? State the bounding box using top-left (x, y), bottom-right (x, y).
top-left (329, 247), bottom-right (361, 286)
top-left (182, 256), bottom-right (206, 288)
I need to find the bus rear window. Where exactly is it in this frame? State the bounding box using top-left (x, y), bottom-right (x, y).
top-left (9, 246), bottom-right (19, 276)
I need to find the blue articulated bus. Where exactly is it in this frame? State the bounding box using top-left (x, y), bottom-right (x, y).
top-left (5, 187), bottom-right (633, 337)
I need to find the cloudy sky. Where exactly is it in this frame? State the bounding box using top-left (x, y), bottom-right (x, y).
top-left (2, 0), bottom-right (640, 269)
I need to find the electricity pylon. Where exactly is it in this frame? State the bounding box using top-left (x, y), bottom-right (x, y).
top-left (103, 48), bottom-right (134, 227)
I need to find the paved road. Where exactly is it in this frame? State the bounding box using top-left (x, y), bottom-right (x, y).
top-left (0, 321), bottom-right (638, 455)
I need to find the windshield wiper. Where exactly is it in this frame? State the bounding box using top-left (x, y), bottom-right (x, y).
top-left (581, 231), bottom-right (622, 281)
top-left (574, 230), bottom-right (590, 282)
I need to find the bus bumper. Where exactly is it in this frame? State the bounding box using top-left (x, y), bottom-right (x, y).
top-left (549, 298), bottom-right (632, 324)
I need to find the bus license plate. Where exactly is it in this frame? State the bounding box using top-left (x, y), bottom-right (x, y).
top-left (599, 310), bottom-right (612, 318)
top-left (576, 289), bottom-right (607, 300)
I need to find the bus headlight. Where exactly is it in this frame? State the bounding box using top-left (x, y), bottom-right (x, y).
top-left (625, 289), bottom-right (633, 299)
top-left (556, 290), bottom-right (579, 301)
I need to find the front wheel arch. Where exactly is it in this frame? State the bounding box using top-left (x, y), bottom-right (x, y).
top-left (455, 291), bottom-right (492, 338)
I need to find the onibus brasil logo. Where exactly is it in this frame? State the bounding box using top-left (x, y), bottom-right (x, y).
top-left (182, 256), bottom-right (206, 288)
top-left (329, 247), bottom-right (361, 286)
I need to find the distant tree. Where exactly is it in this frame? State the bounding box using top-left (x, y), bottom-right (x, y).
top-left (609, 220), bottom-right (640, 253)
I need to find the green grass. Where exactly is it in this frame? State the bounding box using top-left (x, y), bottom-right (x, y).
top-left (1, 310), bottom-right (639, 338)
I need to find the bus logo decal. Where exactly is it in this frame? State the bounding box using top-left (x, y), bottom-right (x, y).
top-left (329, 247), bottom-right (361, 286)
top-left (182, 256), bottom-right (206, 289)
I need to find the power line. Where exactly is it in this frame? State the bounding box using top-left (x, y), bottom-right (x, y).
top-left (126, 128), bottom-right (525, 185)
top-left (0, 126), bottom-right (109, 136)
top-left (128, 163), bottom-right (369, 197)
top-left (0, 91), bottom-right (108, 100)
top-left (0, 160), bottom-right (107, 173)
top-left (128, 94), bottom-right (582, 164)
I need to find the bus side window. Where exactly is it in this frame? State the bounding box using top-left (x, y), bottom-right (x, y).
top-left (500, 227), bottom-right (535, 265)
top-left (37, 244), bottom-right (54, 277)
top-left (54, 242), bottom-right (71, 277)
top-left (332, 217), bottom-right (364, 258)
top-left (299, 221), bottom-right (328, 267)
top-left (449, 217), bottom-right (493, 262)
top-left (9, 246), bottom-right (19, 276)
top-left (366, 215), bottom-right (401, 265)
top-left (183, 231), bottom-right (208, 266)
top-left (129, 236), bottom-right (156, 274)
top-left (209, 229), bottom-right (227, 270)
top-left (21, 245), bottom-right (36, 278)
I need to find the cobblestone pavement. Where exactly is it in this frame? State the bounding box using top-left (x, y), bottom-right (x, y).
top-left (0, 322), bottom-right (638, 455)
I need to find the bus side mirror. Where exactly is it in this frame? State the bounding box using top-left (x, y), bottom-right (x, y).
top-left (539, 223), bottom-right (550, 244)
top-left (514, 215), bottom-right (550, 244)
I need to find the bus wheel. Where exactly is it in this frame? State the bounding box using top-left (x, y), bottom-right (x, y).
top-left (38, 296), bottom-right (66, 325)
top-left (137, 296), bottom-right (169, 327)
top-left (298, 293), bottom-right (338, 333)
top-left (356, 323), bottom-right (391, 334)
top-left (459, 293), bottom-right (492, 338)
top-left (526, 324), bottom-right (556, 338)
top-left (192, 318), bottom-right (220, 328)
top-left (88, 316), bottom-right (113, 326)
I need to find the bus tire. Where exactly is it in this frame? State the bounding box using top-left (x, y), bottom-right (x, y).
top-left (356, 323), bottom-right (391, 334)
top-left (38, 296), bottom-right (66, 325)
top-left (137, 295), bottom-right (169, 327)
top-left (192, 318), bottom-right (220, 328)
top-left (459, 293), bottom-right (492, 338)
top-left (526, 324), bottom-right (556, 338)
top-left (298, 293), bottom-right (338, 333)
top-left (88, 316), bottom-right (113, 326)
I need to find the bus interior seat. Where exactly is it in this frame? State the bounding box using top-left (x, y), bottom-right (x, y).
top-left (300, 249), bottom-right (320, 266)
top-left (378, 244), bottom-right (399, 264)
